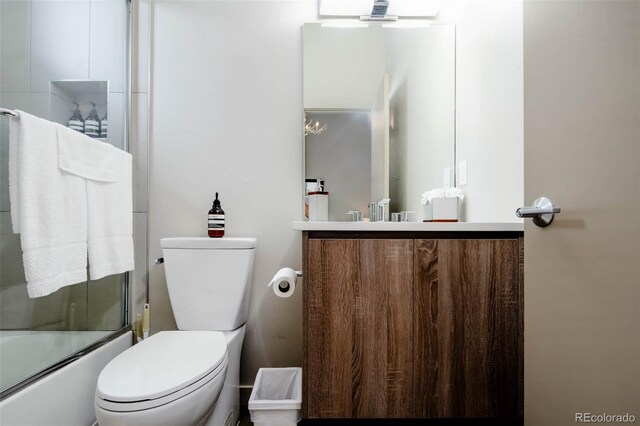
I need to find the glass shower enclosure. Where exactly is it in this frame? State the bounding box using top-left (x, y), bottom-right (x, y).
top-left (0, 0), bottom-right (131, 398)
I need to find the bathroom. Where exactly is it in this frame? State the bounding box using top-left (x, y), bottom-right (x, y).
top-left (0, 0), bottom-right (638, 425)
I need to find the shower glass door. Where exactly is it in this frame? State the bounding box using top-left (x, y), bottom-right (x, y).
top-left (0, 0), bottom-right (130, 396)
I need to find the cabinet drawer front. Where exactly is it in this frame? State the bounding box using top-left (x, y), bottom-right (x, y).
top-left (305, 239), bottom-right (414, 419)
top-left (414, 239), bottom-right (521, 418)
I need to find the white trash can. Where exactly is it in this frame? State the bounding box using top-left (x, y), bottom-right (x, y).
top-left (248, 367), bottom-right (302, 426)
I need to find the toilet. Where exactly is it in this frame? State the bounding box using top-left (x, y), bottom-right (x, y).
top-left (95, 237), bottom-right (256, 426)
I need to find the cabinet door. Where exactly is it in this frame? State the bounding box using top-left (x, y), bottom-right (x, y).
top-left (305, 239), bottom-right (414, 418)
top-left (414, 239), bottom-right (521, 418)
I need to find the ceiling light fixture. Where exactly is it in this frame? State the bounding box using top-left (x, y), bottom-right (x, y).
top-left (320, 0), bottom-right (442, 18)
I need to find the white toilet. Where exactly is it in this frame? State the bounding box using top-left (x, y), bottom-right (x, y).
top-left (95, 237), bottom-right (256, 426)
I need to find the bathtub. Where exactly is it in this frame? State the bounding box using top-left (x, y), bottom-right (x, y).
top-left (0, 329), bottom-right (131, 425)
top-left (0, 330), bottom-right (112, 392)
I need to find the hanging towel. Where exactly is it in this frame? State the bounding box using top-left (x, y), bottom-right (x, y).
top-left (57, 124), bottom-right (122, 182)
top-left (9, 111), bottom-right (88, 297)
top-left (55, 125), bottom-right (134, 281)
top-left (9, 112), bottom-right (135, 297)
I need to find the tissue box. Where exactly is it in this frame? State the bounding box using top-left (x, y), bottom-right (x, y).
top-left (431, 197), bottom-right (459, 222)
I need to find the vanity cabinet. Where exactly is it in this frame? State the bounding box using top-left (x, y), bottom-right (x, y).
top-left (302, 232), bottom-right (524, 420)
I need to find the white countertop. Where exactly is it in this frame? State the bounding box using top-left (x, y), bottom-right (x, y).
top-left (292, 221), bottom-right (524, 232)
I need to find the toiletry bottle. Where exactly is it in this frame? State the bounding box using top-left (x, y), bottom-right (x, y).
top-left (100, 111), bottom-right (108, 139)
top-left (84, 102), bottom-right (101, 138)
top-left (208, 193), bottom-right (225, 238)
top-left (68, 103), bottom-right (84, 133)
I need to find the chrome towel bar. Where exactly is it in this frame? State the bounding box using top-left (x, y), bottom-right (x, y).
top-left (0, 108), bottom-right (18, 117)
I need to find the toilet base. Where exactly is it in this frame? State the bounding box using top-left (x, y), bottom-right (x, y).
top-left (204, 325), bottom-right (245, 426)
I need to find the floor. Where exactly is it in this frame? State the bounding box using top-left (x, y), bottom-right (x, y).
top-left (238, 407), bottom-right (251, 425)
top-left (238, 407), bottom-right (523, 425)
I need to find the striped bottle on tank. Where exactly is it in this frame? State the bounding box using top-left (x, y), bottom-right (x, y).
top-left (208, 192), bottom-right (225, 238)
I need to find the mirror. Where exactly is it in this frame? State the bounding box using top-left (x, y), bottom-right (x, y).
top-left (303, 22), bottom-right (455, 221)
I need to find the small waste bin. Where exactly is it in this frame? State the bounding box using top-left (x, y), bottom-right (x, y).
top-left (249, 367), bottom-right (302, 426)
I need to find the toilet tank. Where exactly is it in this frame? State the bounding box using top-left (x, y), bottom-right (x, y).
top-left (161, 237), bottom-right (256, 331)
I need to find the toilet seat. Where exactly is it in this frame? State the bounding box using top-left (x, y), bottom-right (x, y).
top-left (96, 331), bottom-right (228, 412)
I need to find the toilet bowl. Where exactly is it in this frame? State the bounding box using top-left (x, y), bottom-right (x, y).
top-left (95, 238), bottom-right (256, 426)
top-left (95, 331), bottom-right (228, 426)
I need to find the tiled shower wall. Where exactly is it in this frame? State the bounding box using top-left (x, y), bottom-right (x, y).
top-left (0, 0), bottom-right (149, 330)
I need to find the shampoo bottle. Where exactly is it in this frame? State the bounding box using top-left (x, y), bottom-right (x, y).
top-left (208, 193), bottom-right (225, 238)
top-left (84, 102), bottom-right (101, 138)
top-left (100, 111), bottom-right (108, 138)
top-left (68, 103), bottom-right (84, 133)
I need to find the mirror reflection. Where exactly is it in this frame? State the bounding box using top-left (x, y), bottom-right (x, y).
top-left (303, 22), bottom-right (455, 221)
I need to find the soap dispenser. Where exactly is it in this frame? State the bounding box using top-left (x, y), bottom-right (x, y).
top-left (208, 193), bottom-right (225, 238)
top-left (67, 103), bottom-right (84, 133)
top-left (84, 102), bottom-right (101, 138)
top-left (100, 111), bottom-right (108, 139)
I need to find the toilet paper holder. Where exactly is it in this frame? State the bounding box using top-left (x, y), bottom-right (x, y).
top-left (269, 268), bottom-right (303, 298)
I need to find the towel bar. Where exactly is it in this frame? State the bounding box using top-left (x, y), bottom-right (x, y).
top-left (0, 108), bottom-right (18, 117)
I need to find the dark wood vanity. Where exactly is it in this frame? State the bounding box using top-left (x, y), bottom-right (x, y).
top-left (301, 229), bottom-right (524, 420)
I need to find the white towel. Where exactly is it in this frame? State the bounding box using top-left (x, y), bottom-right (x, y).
top-left (57, 124), bottom-right (121, 182)
top-left (55, 125), bottom-right (134, 281)
top-left (9, 111), bottom-right (135, 297)
top-left (9, 111), bottom-right (88, 297)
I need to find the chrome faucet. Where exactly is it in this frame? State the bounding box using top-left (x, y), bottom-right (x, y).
top-left (345, 210), bottom-right (364, 222)
top-left (368, 198), bottom-right (390, 221)
top-left (377, 198), bottom-right (390, 222)
top-left (368, 202), bottom-right (378, 222)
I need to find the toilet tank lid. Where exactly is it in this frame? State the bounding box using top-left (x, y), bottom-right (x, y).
top-left (161, 237), bottom-right (257, 249)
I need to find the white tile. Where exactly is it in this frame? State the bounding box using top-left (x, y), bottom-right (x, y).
top-left (0, 93), bottom-right (30, 113)
top-left (0, 285), bottom-right (30, 329)
top-left (87, 274), bottom-right (124, 331)
top-left (0, 212), bottom-right (29, 329)
top-left (49, 92), bottom-right (71, 126)
top-left (28, 284), bottom-right (88, 330)
top-left (132, 0), bottom-right (149, 93)
top-left (0, 93), bottom-right (29, 212)
top-left (0, 0), bottom-right (31, 92)
top-left (89, 0), bottom-right (126, 93)
top-left (28, 93), bottom-right (49, 120)
top-left (107, 91), bottom-right (125, 150)
top-left (30, 0), bottom-right (91, 92)
top-left (132, 93), bottom-right (148, 212)
top-left (130, 213), bottom-right (148, 324)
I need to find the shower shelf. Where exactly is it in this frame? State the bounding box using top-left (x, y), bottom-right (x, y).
top-left (49, 80), bottom-right (110, 140)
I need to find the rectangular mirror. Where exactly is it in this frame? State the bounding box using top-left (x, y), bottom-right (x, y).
top-left (303, 22), bottom-right (455, 221)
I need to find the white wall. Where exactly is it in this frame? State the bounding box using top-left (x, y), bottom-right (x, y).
top-left (147, 0), bottom-right (524, 390)
top-left (443, 0), bottom-right (524, 222)
top-left (386, 25), bottom-right (456, 216)
top-left (370, 74), bottom-right (388, 201)
top-left (149, 0), bottom-right (316, 386)
top-left (304, 24), bottom-right (385, 110)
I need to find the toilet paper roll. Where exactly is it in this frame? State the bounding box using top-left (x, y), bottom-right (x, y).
top-left (269, 268), bottom-right (298, 298)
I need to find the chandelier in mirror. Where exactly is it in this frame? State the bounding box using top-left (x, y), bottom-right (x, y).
top-left (304, 113), bottom-right (328, 136)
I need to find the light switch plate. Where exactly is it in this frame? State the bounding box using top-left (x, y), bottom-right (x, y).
top-left (443, 167), bottom-right (451, 189)
top-left (459, 160), bottom-right (468, 186)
